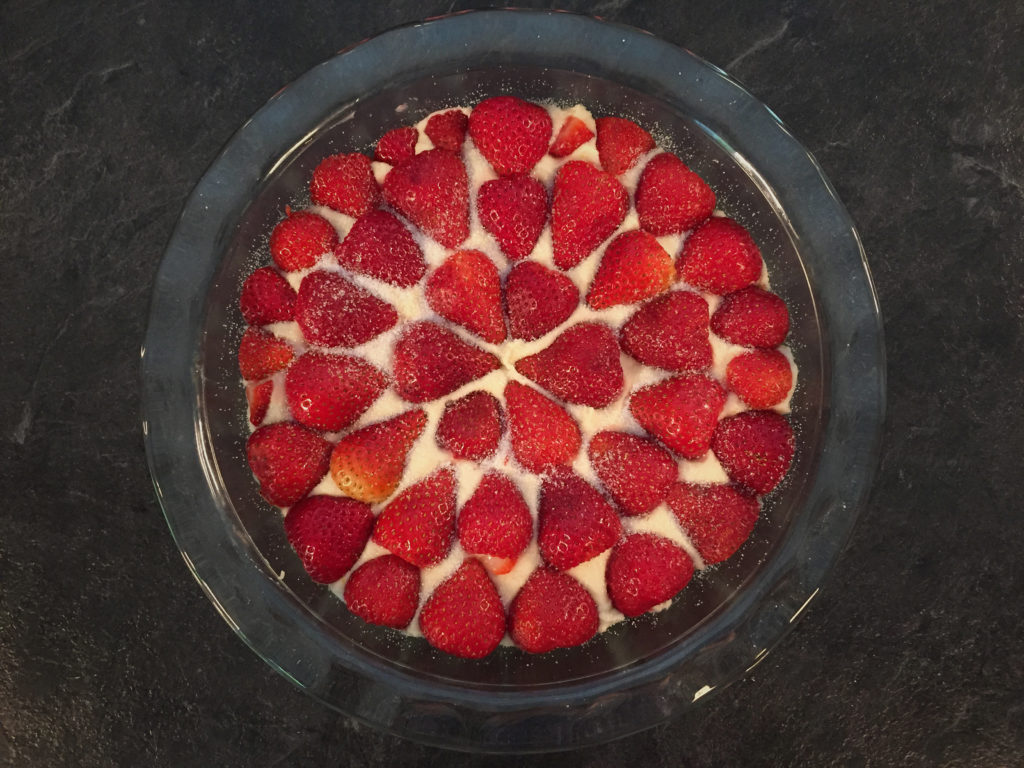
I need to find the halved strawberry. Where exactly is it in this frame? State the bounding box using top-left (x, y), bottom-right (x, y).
top-left (504, 381), bottom-right (582, 473)
top-left (329, 410), bottom-right (427, 503)
top-left (508, 567), bottom-right (598, 653)
top-left (418, 558), bottom-right (506, 659)
top-left (504, 260), bottom-right (579, 341)
top-left (551, 160), bottom-right (629, 270)
top-left (711, 411), bottom-right (794, 494)
top-left (246, 422), bottom-right (332, 507)
top-left (596, 116), bottom-right (655, 176)
top-left (240, 267), bottom-right (296, 325)
top-left (457, 472), bottom-right (532, 573)
top-left (383, 149), bottom-right (469, 248)
top-left (619, 290), bottom-right (712, 372)
top-left (238, 327), bottom-right (293, 380)
top-left (678, 216), bottom-right (763, 294)
top-left (310, 153), bottom-right (380, 218)
top-left (538, 469), bottom-right (622, 571)
top-left (514, 322), bottom-right (623, 408)
top-left (283, 495), bottom-right (374, 583)
top-left (711, 287), bottom-right (790, 348)
top-left (425, 109), bottom-right (468, 151)
top-left (666, 482), bottom-right (760, 564)
top-left (468, 96), bottom-right (552, 176)
top-left (635, 153), bottom-right (716, 235)
top-left (587, 431), bottom-right (678, 516)
top-left (284, 351), bottom-right (387, 432)
top-left (294, 270), bottom-right (398, 348)
top-left (424, 249), bottom-right (506, 344)
top-left (726, 349), bottom-right (793, 408)
top-left (334, 209), bottom-right (426, 288)
top-left (586, 229), bottom-right (674, 310)
top-left (605, 533), bottom-right (694, 617)
top-left (629, 374), bottom-right (728, 459)
top-left (372, 467), bottom-right (457, 567)
top-left (435, 391), bottom-right (503, 461)
top-left (245, 380), bottom-right (273, 426)
top-left (549, 115), bottom-right (594, 158)
top-left (476, 175), bottom-right (548, 261)
top-left (392, 322), bottom-right (500, 403)
top-left (269, 210), bottom-right (339, 272)
top-left (343, 554), bottom-right (421, 629)
top-left (375, 126), bottom-right (418, 165)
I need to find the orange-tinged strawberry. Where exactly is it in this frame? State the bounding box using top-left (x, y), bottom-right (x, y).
top-left (383, 149), bottom-right (469, 248)
top-left (284, 351), bottom-right (387, 432)
top-left (586, 229), bottom-right (675, 310)
top-left (457, 472), bottom-right (532, 570)
top-left (245, 380), bottom-right (273, 426)
top-left (435, 391), bottom-right (503, 461)
top-left (504, 260), bottom-right (579, 341)
top-left (726, 349), bottom-right (793, 408)
top-left (514, 322), bottom-right (623, 408)
top-left (596, 116), bottom-right (655, 176)
top-left (393, 322), bottom-right (500, 403)
top-left (504, 381), bottom-right (581, 473)
top-left (666, 483), bottom-right (760, 564)
top-left (240, 266), bottom-right (296, 325)
top-left (375, 126), bottom-right (418, 165)
top-left (418, 558), bottom-right (506, 659)
top-left (468, 96), bottom-right (552, 176)
top-left (372, 467), bottom-right (457, 568)
top-left (551, 160), bottom-right (628, 270)
top-left (329, 410), bottom-right (427, 503)
top-left (635, 152), bottom-right (715, 235)
top-left (284, 495), bottom-right (374, 583)
top-left (620, 290), bottom-right (712, 373)
top-left (310, 153), bottom-right (380, 218)
top-left (294, 270), bottom-right (398, 348)
top-left (425, 109), bottom-right (468, 151)
top-left (246, 422), bottom-right (332, 507)
top-left (711, 287), bottom-right (790, 348)
top-left (538, 469), bottom-right (622, 571)
top-left (238, 327), bottom-right (293, 380)
top-left (677, 216), bottom-right (763, 294)
top-left (269, 209), bottom-right (339, 272)
top-left (343, 554), bottom-right (421, 629)
top-left (334, 209), bottom-right (426, 288)
top-left (548, 115), bottom-right (594, 158)
top-left (509, 567), bottom-right (598, 653)
top-left (587, 431), bottom-right (678, 516)
top-left (629, 374), bottom-right (728, 459)
top-left (424, 250), bottom-right (506, 344)
top-left (605, 533), bottom-right (693, 617)
top-left (476, 174), bottom-right (548, 261)
top-left (711, 411), bottom-right (794, 495)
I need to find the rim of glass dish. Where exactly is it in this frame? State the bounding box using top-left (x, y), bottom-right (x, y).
top-left (141, 9), bottom-right (885, 752)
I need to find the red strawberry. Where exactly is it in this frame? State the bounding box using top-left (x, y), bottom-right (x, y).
top-left (468, 95), bottom-right (552, 176)
top-left (418, 558), bottom-right (506, 659)
top-left (283, 495), bottom-right (374, 583)
top-left (334, 209), bottom-right (426, 287)
top-left (508, 567), bottom-right (598, 653)
top-left (711, 287), bottom-right (790, 348)
top-left (476, 175), bottom-right (548, 261)
top-left (551, 160), bottom-right (629, 270)
top-left (538, 469), bottom-right (622, 571)
top-left (711, 411), bottom-right (795, 494)
top-left (383, 149), bottom-right (469, 248)
top-left (435, 391), bottom-right (503, 461)
top-left (238, 327), bottom-right (293, 380)
top-left (549, 115), bottom-right (594, 158)
top-left (343, 554), bottom-right (421, 629)
top-left (504, 381), bottom-right (582, 473)
top-left (310, 153), bottom-right (380, 218)
top-left (620, 290), bottom-right (712, 372)
top-left (392, 322), bottom-right (500, 403)
top-left (629, 374), bottom-right (728, 459)
top-left (245, 380), bottom-right (273, 426)
top-left (596, 116), bottom-right (655, 176)
top-left (330, 410), bottom-right (427, 503)
top-left (586, 229), bottom-right (675, 310)
top-left (294, 270), bottom-right (398, 348)
top-left (504, 261), bottom-right (579, 341)
top-left (373, 467), bottom-right (457, 567)
top-left (240, 267), bottom-right (296, 325)
top-left (514, 322), bottom-right (623, 408)
top-left (424, 250), bottom-right (506, 344)
top-left (726, 349), bottom-right (793, 408)
top-left (587, 431), bottom-right (677, 516)
top-left (425, 109), bottom-right (468, 151)
top-left (457, 472), bottom-right (532, 574)
top-left (375, 126), bottom-right (418, 165)
top-left (246, 422), bottom-right (332, 506)
top-left (605, 533), bottom-right (693, 617)
top-left (666, 483), bottom-right (760, 564)
top-left (284, 351), bottom-right (387, 432)
top-left (269, 210), bottom-right (339, 272)
top-left (678, 217), bottom-right (763, 294)
top-left (635, 153), bottom-right (716, 235)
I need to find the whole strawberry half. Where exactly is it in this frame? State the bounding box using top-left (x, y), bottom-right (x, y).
top-left (666, 482), bottom-right (760, 564)
top-left (418, 558), bottom-right (506, 659)
top-left (294, 270), bottom-right (398, 348)
top-left (629, 374), bottom-right (728, 459)
top-left (383, 149), bottom-right (469, 248)
top-left (393, 322), bottom-right (500, 403)
top-left (538, 469), bottom-right (622, 571)
top-left (343, 554), bottom-right (421, 629)
top-left (605, 533), bottom-right (694, 617)
top-left (549, 115), bottom-right (594, 158)
top-left (596, 116), bottom-right (655, 176)
top-left (284, 495), bottom-right (374, 583)
top-left (375, 126), bottom-right (418, 165)
top-left (678, 216), bottom-right (763, 295)
top-left (457, 472), bottom-right (533, 574)
top-left (425, 109), bottom-right (468, 151)
top-left (245, 380), bottom-right (273, 427)
top-left (514, 322), bottom-right (623, 408)
top-left (330, 409), bottom-right (427, 503)
top-left (425, 249), bottom-right (506, 344)
top-left (620, 290), bottom-right (712, 373)
top-left (711, 287), bottom-right (790, 348)
top-left (477, 174), bottom-right (548, 261)
top-left (468, 95), bottom-right (552, 176)
top-left (238, 327), bottom-right (293, 381)
top-left (726, 349), bottom-right (793, 409)
top-left (508, 567), bottom-right (598, 653)
top-left (435, 391), bottom-right (504, 461)
top-left (373, 467), bottom-right (457, 568)
top-left (240, 267), bottom-right (296, 325)
top-left (335, 209), bottom-right (426, 288)
top-left (711, 411), bottom-right (795, 495)
top-left (269, 209), bottom-right (339, 272)
top-left (284, 351), bottom-right (387, 432)
top-left (635, 153), bottom-right (715, 236)
top-left (310, 153), bottom-right (380, 218)
top-left (246, 422), bottom-right (332, 507)
top-left (586, 229), bottom-right (675, 310)
top-left (504, 381), bottom-right (582, 474)
top-left (587, 431), bottom-right (678, 516)
top-left (551, 160), bottom-right (629, 270)
top-left (504, 260), bottom-right (579, 341)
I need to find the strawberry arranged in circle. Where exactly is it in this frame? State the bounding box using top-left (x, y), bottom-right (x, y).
top-left (245, 380), bottom-right (273, 426)
top-left (343, 554), bottom-right (421, 629)
top-left (284, 495), bottom-right (374, 583)
top-left (678, 216), bottom-right (763, 294)
top-left (375, 126), bottom-right (418, 165)
top-left (538, 469), bottom-right (622, 571)
top-left (269, 209), bottom-right (339, 272)
top-left (310, 153), bottom-right (380, 218)
top-left (605, 533), bottom-right (694, 617)
top-left (504, 260), bottom-right (579, 341)
top-left (238, 327), bottom-right (293, 380)
top-left (425, 249), bottom-right (506, 344)
top-left (284, 351), bottom-right (387, 432)
top-left (587, 431), bottom-right (677, 516)
top-left (726, 349), bottom-right (793, 408)
top-left (508, 567), bottom-right (598, 653)
top-left (549, 115), bottom-right (594, 158)
top-left (383, 149), bottom-right (470, 248)
top-left (425, 109), bottom-right (468, 151)
top-left (393, 322), bottom-right (500, 403)
top-left (620, 290), bottom-right (712, 372)
top-left (596, 116), bottom-right (655, 176)
top-left (435, 391), bottom-right (504, 461)
top-left (635, 152), bottom-right (716, 235)
top-left (240, 267), bottom-right (296, 325)
top-left (666, 483), bottom-right (760, 564)
top-left (586, 229), bottom-right (675, 310)
top-left (468, 95), bottom-right (552, 176)
top-left (418, 558), bottom-right (506, 659)
top-left (711, 287), bottom-right (790, 348)
top-left (246, 422), bottom-right (332, 507)
top-left (373, 467), bottom-right (457, 568)
top-left (330, 410), bottom-right (427, 503)
top-left (711, 410), bottom-right (795, 494)
top-left (335, 209), bottom-right (426, 288)
top-left (294, 270), bottom-right (398, 348)
top-left (551, 160), bottom-right (629, 270)
top-left (504, 381), bottom-right (582, 473)
top-left (476, 175), bottom-right (548, 261)
top-left (514, 322), bottom-right (623, 408)
top-left (629, 374), bottom-right (728, 459)
top-left (457, 472), bottom-right (533, 575)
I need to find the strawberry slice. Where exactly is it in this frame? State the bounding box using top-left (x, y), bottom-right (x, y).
top-left (514, 322), bottom-right (623, 408)
top-left (468, 95), bottom-right (552, 176)
top-left (726, 349), bottom-right (793, 408)
top-left (375, 126), bottom-right (418, 165)
top-left (435, 391), bottom-right (504, 461)
top-left (711, 411), bottom-right (795, 494)
top-left (238, 327), bottom-right (293, 380)
top-left (504, 260), bottom-right (579, 341)
top-left (246, 422), bottom-right (332, 507)
top-left (551, 160), bottom-right (629, 270)
top-left (310, 153), bottom-right (380, 218)
top-left (343, 554), bottom-right (421, 629)
top-left (711, 287), bottom-right (790, 348)
top-left (457, 472), bottom-right (533, 572)
top-left (508, 567), bottom-right (598, 653)
top-left (334, 209), bottom-right (426, 288)
top-left (284, 351), bottom-right (387, 432)
top-left (538, 469), bottom-right (622, 571)
top-left (504, 381), bottom-right (582, 473)
top-left (587, 431), bottom-right (678, 516)
top-left (372, 467), bottom-right (457, 567)
top-left (329, 410), bottom-right (427, 503)
top-left (666, 483), bottom-right (760, 564)
top-left (605, 533), bottom-right (694, 617)
top-left (586, 229), bottom-right (675, 310)
top-left (392, 322), bottom-right (500, 403)
top-left (425, 109), bottom-right (468, 151)
top-left (677, 216), bottom-right (763, 295)
top-left (629, 374), bottom-right (728, 459)
top-left (595, 116), bottom-right (655, 176)
top-left (635, 153), bottom-right (716, 235)
top-left (424, 249), bottom-right (506, 344)
top-left (383, 149), bottom-right (469, 248)
top-left (620, 290), bottom-right (712, 372)
top-left (283, 495), bottom-right (374, 583)
top-left (269, 210), bottom-right (339, 272)
top-left (294, 270), bottom-right (398, 348)
top-left (418, 558), bottom-right (506, 659)
top-left (245, 380), bottom-right (273, 426)
top-left (476, 174), bottom-right (548, 261)
top-left (549, 115), bottom-right (594, 158)
top-left (240, 267), bottom-right (296, 326)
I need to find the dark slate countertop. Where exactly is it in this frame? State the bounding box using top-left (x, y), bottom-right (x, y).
top-left (2, 1), bottom-right (1022, 766)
